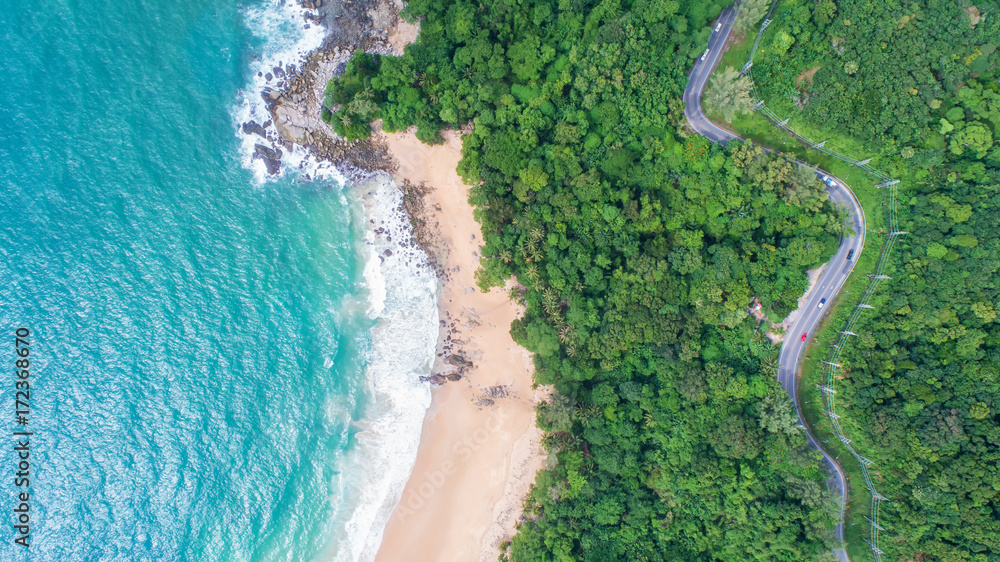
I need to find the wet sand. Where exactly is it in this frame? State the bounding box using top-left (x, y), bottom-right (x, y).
top-left (373, 128), bottom-right (547, 562)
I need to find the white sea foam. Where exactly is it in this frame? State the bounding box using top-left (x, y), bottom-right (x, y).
top-left (234, 0), bottom-right (340, 184)
top-left (361, 243), bottom-right (387, 319)
top-left (236, 5), bottom-right (438, 561)
top-left (333, 173), bottom-right (437, 562)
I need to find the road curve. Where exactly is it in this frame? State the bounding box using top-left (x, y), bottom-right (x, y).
top-left (683, 8), bottom-right (865, 561)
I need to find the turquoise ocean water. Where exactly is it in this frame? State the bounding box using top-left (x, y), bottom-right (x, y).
top-left (0, 0), bottom-right (435, 560)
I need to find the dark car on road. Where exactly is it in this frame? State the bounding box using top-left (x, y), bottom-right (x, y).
top-left (846, 249), bottom-right (854, 260)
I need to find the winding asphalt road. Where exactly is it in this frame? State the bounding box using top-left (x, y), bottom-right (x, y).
top-left (683, 7), bottom-right (864, 561)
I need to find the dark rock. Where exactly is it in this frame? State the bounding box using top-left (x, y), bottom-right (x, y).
top-left (446, 373), bottom-right (462, 381)
top-left (483, 385), bottom-right (511, 399)
top-left (261, 88), bottom-right (281, 111)
top-left (475, 398), bottom-right (494, 407)
top-left (253, 144), bottom-right (282, 175)
top-left (273, 66), bottom-right (286, 79)
top-left (383, 249), bottom-right (393, 257)
top-left (254, 143), bottom-right (280, 160)
top-left (419, 374), bottom-right (449, 385)
top-left (242, 120), bottom-right (267, 138)
top-left (446, 354), bottom-right (474, 369)
top-left (265, 72), bottom-right (273, 81)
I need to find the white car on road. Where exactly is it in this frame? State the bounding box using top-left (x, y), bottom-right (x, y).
top-left (816, 172), bottom-right (837, 187)
top-left (715, 23), bottom-right (722, 32)
top-left (701, 49), bottom-right (710, 61)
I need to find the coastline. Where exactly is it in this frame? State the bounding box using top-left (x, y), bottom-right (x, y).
top-left (239, 2), bottom-right (545, 558)
top-left (238, 0), bottom-right (415, 180)
top-left (372, 129), bottom-right (546, 562)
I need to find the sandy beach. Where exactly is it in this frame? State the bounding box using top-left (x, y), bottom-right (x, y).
top-left (373, 128), bottom-right (546, 561)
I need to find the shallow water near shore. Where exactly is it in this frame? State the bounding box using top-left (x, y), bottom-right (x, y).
top-left (0, 0), bottom-right (433, 560)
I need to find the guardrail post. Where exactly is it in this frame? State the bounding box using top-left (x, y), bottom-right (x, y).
top-left (864, 516), bottom-right (886, 531)
top-left (865, 540), bottom-right (885, 557)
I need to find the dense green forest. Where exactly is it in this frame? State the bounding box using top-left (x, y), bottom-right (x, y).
top-left (323, 0), bottom-right (851, 559)
top-left (740, 0), bottom-right (1000, 560)
top-left (749, 0), bottom-right (1000, 155)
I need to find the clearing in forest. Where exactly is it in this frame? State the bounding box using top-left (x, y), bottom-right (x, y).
top-left (795, 65), bottom-right (822, 88)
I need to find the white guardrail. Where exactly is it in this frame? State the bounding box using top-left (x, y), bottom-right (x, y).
top-left (738, 2), bottom-right (902, 560)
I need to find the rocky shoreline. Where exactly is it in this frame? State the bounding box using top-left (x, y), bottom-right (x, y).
top-left (237, 6), bottom-right (547, 560)
top-left (243, 0), bottom-right (418, 178)
top-left (250, 0), bottom-right (483, 389)
top-left (248, 0), bottom-right (488, 391)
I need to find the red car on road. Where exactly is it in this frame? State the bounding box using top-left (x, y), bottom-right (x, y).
top-left (800, 333), bottom-right (808, 342)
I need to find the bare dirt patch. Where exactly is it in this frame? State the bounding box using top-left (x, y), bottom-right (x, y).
top-left (796, 65), bottom-right (822, 88)
top-left (965, 6), bottom-right (981, 28)
top-left (756, 264), bottom-right (827, 343)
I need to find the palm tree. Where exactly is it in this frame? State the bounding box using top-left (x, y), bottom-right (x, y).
top-left (542, 288), bottom-right (558, 311)
top-left (522, 239), bottom-right (538, 260)
top-left (507, 285), bottom-right (525, 304)
top-left (558, 325), bottom-right (574, 343)
top-left (525, 263), bottom-right (539, 281)
top-left (577, 403), bottom-right (600, 421)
